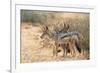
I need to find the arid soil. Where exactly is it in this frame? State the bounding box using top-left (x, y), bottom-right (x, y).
top-left (20, 23), bottom-right (89, 63)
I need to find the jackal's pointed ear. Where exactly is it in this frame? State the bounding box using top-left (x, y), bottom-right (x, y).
top-left (41, 25), bottom-right (49, 32)
top-left (67, 24), bottom-right (70, 30)
top-left (59, 22), bottom-right (70, 32)
top-left (45, 25), bottom-right (49, 30)
top-left (64, 22), bottom-right (70, 31)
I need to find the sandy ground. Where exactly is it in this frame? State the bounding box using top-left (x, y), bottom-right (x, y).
top-left (20, 23), bottom-right (89, 63)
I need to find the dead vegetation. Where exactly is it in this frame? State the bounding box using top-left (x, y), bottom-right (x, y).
top-left (20, 10), bottom-right (90, 63)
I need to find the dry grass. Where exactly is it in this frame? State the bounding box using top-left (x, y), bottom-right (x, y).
top-left (20, 11), bottom-right (90, 63)
top-left (20, 22), bottom-right (89, 63)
